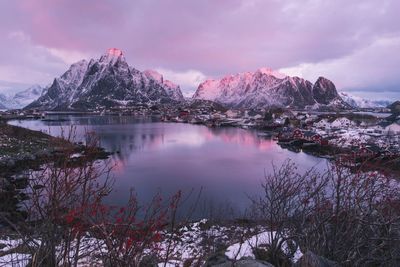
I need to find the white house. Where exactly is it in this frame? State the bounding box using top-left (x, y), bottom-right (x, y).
top-left (331, 117), bottom-right (356, 129)
top-left (225, 109), bottom-right (240, 118)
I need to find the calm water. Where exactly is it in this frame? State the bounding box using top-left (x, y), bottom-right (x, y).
top-left (10, 116), bottom-right (327, 218)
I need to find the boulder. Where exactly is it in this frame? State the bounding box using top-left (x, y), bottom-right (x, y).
top-left (207, 257), bottom-right (274, 267)
top-left (294, 251), bottom-right (340, 267)
top-left (205, 252), bottom-right (230, 266)
top-left (139, 254), bottom-right (158, 267)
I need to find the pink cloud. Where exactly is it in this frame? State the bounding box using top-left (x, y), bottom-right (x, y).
top-left (0, 0), bottom-right (399, 98)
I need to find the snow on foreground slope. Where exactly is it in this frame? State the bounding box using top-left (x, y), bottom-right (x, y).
top-left (193, 68), bottom-right (349, 110)
top-left (225, 231), bottom-right (302, 262)
top-left (26, 48), bottom-right (184, 111)
top-left (0, 220), bottom-right (302, 266)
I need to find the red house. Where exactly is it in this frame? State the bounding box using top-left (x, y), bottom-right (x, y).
top-left (292, 129), bottom-right (303, 139)
top-left (311, 134), bottom-right (322, 144)
top-left (320, 139), bottom-right (329, 146)
top-left (179, 110), bottom-right (190, 119)
top-left (352, 146), bottom-right (376, 158)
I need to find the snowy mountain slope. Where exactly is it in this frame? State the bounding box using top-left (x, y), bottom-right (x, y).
top-left (143, 70), bottom-right (184, 101)
top-left (0, 85), bottom-right (45, 109)
top-left (193, 69), bottom-right (348, 109)
top-left (10, 85), bottom-right (44, 109)
top-left (339, 92), bottom-right (392, 108)
top-left (26, 48), bottom-right (184, 111)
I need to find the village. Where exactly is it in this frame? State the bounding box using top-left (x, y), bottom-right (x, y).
top-left (171, 105), bottom-right (400, 164)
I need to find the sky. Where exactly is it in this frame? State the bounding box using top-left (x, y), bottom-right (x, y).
top-left (0, 0), bottom-right (399, 99)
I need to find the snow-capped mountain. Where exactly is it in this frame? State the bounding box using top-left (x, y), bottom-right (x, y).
top-left (27, 48), bottom-right (184, 111)
top-left (11, 85), bottom-right (44, 109)
top-left (339, 92), bottom-right (392, 109)
top-left (0, 85), bottom-right (45, 109)
top-left (193, 68), bottom-right (348, 109)
top-left (143, 70), bottom-right (184, 101)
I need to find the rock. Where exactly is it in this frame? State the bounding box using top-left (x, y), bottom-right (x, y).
top-left (211, 259), bottom-right (275, 267)
top-left (14, 178), bottom-right (29, 190)
top-left (204, 252), bottom-right (275, 267)
top-left (205, 252), bottom-right (230, 266)
top-left (294, 251), bottom-right (340, 267)
top-left (139, 254), bottom-right (158, 267)
top-left (6, 159), bottom-right (15, 167)
top-left (0, 177), bottom-right (10, 188)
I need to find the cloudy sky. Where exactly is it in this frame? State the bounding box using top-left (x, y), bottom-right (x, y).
top-left (0, 0), bottom-right (399, 99)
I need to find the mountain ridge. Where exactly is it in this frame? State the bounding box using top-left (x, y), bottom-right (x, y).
top-left (339, 92), bottom-right (392, 108)
top-left (26, 49), bottom-right (184, 111)
top-left (192, 69), bottom-right (349, 110)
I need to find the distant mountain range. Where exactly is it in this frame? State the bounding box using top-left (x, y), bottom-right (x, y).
top-left (0, 85), bottom-right (45, 110)
top-left (339, 92), bottom-right (392, 109)
top-left (192, 68), bottom-right (349, 110)
top-left (0, 49), bottom-right (393, 112)
top-left (26, 48), bottom-right (184, 111)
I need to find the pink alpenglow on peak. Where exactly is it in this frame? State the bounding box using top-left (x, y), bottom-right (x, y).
top-left (100, 48), bottom-right (126, 64)
top-left (192, 67), bottom-right (346, 109)
top-left (143, 69), bottom-right (164, 84)
top-left (107, 48), bottom-right (123, 56)
top-left (143, 70), bottom-right (179, 88)
top-left (257, 68), bottom-right (287, 79)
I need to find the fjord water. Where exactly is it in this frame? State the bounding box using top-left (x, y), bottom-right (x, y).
top-left (10, 116), bottom-right (327, 218)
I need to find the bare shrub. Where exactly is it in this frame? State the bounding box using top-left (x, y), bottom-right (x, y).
top-left (0, 130), bottom-right (183, 267)
top-left (253, 159), bottom-right (400, 266)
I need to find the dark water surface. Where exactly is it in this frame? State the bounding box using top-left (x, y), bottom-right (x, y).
top-left (10, 116), bottom-right (327, 218)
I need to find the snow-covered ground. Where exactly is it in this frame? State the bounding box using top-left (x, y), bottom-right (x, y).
top-left (312, 117), bottom-right (400, 148)
top-left (0, 220), bottom-right (302, 266)
top-left (225, 231), bottom-right (302, 261)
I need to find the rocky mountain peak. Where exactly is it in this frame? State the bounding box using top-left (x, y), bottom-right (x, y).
top-left (312, 77), bottom-right (339, 105)
top-left (25, 50), bottom-right (184, 111)
top-left (193, 69), bottom-right (348, 110)
top-left (107, 48), bottom-right (123, 56)
top-left (99, 48), bottom-right (126, 65)
top-left (256, 67), bottom-right (287, 79)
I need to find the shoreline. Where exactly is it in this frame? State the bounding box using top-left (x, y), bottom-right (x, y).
top-left (4, 113), bottom-right (400, 176)
top-left (0, 121), bottom-right (110, 177)
top-left (162, 116), bottom-right (400, 176)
